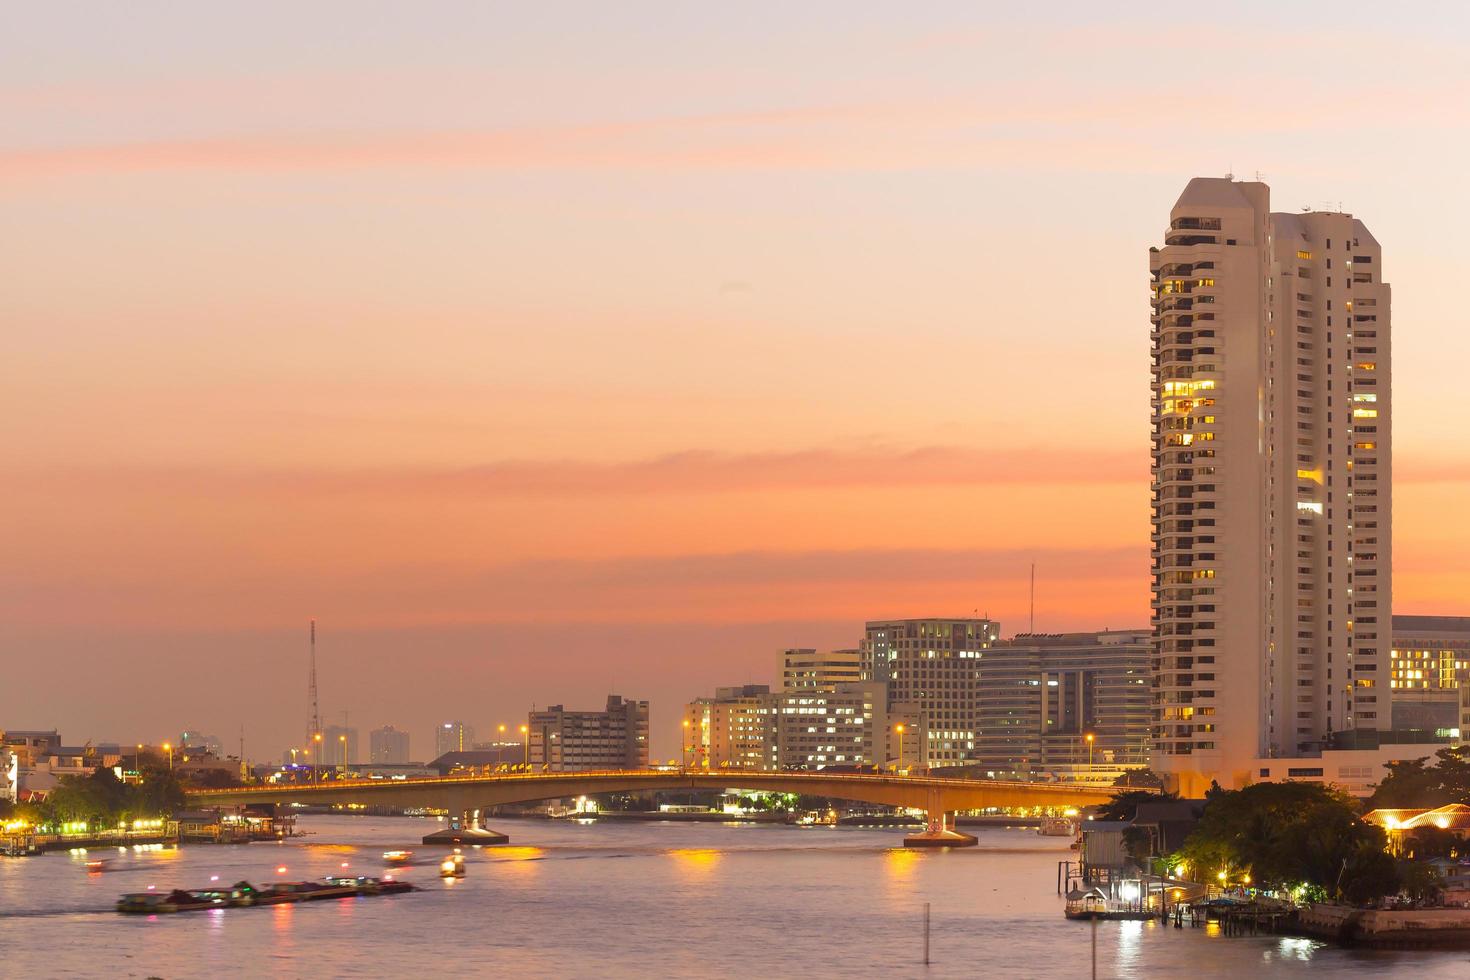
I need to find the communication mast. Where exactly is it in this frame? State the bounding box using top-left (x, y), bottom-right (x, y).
top-left (308, 619), bottom-right (321, 747)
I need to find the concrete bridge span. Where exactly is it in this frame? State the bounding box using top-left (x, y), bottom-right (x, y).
top-left (188, 770), bottom-right (1119, 845)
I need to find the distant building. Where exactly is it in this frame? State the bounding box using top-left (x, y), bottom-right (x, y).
top-left (321, 725), bottom-right (359, 768)
top-left (528, 696), bottom-right (649, 771)
top-left (435, 721), bottom-right (475, 759)
top-left (684, 685), bottom-right (776, 770)
top-left (369, 725), bottom-right (411, 764)
top-left (1390, 616), bottom-right (1470, 737)
top-left (974, 630), bottom-right (1151, 777)
top-left (781, 649), bottom-right (861, 692)
top-left (775, 681), bottom-right (890, 770)
top-left (861, 618), bottom-right (1001, 766)
top-left (178, 731), bottom-right (224, 756)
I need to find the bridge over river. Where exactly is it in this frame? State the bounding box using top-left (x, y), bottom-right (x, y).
top-left (188, 770), bottom-right (1121, 847)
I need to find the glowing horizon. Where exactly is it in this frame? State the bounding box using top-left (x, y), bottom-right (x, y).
top-left (4, 2), bottom-right (1468, 758)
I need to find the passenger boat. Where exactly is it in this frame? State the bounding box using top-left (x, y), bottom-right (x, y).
top-left (440, 853), bottom-right (466, 878)
top-left (1038, 816), bottom-right (1078, 837)
top-left (383, 849), bottom-right (413, 865)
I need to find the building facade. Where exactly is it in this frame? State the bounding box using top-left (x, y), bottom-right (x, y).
top-left (1150, 178), bottom-right (1390, 795)
top-left (528, 695), bottom-right (649, 771)
top-left (1391, 615), bottom-right (1470, 736)
top-left (861, 618), bottom-right (1000, 766)
top-left (974, 630), bottom-right (1151, 776)
top-left (684, 685), bottom-right (776, 770)
top-left (781, 649), bottom-right (862, 692)
top-left (369, 725), bottom-right (411, 764)
top-left (774, 681), bottom-right (889, 770)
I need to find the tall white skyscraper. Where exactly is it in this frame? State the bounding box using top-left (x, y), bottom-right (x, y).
top-left (1150, 178), bottom-right (1390, 795)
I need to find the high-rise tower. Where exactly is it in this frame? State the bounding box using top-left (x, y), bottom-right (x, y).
top-left (1149, 178), bottom-right (1390, 795)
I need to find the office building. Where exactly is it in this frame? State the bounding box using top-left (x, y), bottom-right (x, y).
top-left (1150, 178), bottom-right (1391, 794)
top-left (435, 721), bottom-right (475, 759)
top-left (528, 695), bottom-right (649, 771)
top-left (684, 685), bottom-right (776, 770)
top-left (974, 630), bottom-right (1151, 776)
top-left (369, 725), bottom-right (411, 764)
top-left (781, 649), bottom-right (862, 692)
top-left (1391, 616), bottom-right (1470, 736)
top-left (775, 681), bottom-right (890, 770)
top-left (861, 618), bottom-right (1000, 766)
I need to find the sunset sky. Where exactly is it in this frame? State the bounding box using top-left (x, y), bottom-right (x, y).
top-left (4, 3), bottom-right (1469, 760)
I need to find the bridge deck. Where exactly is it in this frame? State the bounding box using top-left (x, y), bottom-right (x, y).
top-left (189, 770), bottom-right (1119, 814)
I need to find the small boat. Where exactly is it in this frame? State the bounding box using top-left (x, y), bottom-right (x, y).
top-left (440, 854), bottom-right (465, 878)
top-left (383, 849), bottom-right (413, 865)
top-left (1038, 816), bottom-right (1078, 837)
top-left (85, 860), bottom-right (108, 873)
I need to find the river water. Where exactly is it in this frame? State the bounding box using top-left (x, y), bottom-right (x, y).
top-left (2, 816), bottom-right (1468, 978)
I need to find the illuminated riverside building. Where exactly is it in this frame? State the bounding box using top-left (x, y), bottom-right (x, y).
top-left (1150, 178), bottom-right (1391, 794)
top-left (861, 618), bottom-right (1000, 766)
top-left (528, 695), bottom-right (649, 771)
top-left (683, 685), bottom-right (777, 769)
top-left (1390, 615), bottom-right (1470, 736)
top-left (774, 682), bottom-right (891, 770)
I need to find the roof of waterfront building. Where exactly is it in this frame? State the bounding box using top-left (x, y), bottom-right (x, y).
top-left (997, 629), bottom-right (1150, 647)
top-left (1392, 615), bottom-right (1470, 635)
top-left (1363, 804), bottom-right (1470, 831)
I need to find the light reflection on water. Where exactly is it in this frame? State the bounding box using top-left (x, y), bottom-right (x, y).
top-left (1, 816), bottom-right (1468, 978)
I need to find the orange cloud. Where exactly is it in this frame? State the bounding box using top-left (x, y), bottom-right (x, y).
top-left (12, 445), bottom-right (1143, 498)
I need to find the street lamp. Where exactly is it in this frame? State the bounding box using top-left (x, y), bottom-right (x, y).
top-left (313, 732), bottom-right (323, 784)
top-left (1085, 732), bottom-right (1095, 775)
top-left (895, 724), bottom-right (906, 773)
top-left (520, 725), bottom-right (529, 767)
top-left (135, 744), bottom-right (143, 781)
top-left (682, 719), bottom-right (691, 770)
top-left (163, 742), bottom-right (173, 771)
top-left (338, 734), bottom-right (347, 774)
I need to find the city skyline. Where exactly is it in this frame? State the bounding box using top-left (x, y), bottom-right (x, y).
top-left (5, 3), bottom-right (1470, 759)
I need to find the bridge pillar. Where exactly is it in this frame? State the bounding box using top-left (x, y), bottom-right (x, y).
top-left (903, 790), bottom-right (978, 848)
top-left (421, 807), bottom-right (511, 846)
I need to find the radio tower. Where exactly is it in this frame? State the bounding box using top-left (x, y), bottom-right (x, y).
top-left (307, 619), bottom-right (321, 748)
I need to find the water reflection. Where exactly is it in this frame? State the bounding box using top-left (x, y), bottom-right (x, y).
top-left (668, 848), bottom-right (723, 884)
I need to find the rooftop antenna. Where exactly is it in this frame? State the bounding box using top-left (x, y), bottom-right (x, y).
top-left (1254, 170), bottom-right (1266, 182)
top-left (307, 619), bottom-right (321, 748)
top-left (1029, 563), bottom-right (1036, 634)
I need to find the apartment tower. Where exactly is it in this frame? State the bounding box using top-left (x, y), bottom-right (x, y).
top-left (1150, 178), bottom-right (1390, 795)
